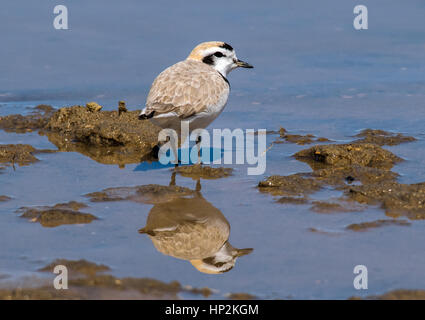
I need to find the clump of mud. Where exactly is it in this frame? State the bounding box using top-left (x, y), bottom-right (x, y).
top-left (295, 143), bottom-right (402, 170)
top-left (0, 144), bottom-right (39, 166)
top-left (273, 127), bottom-right (332, 145)
top-left (259, 129), bottom-right (425, 226)
top-left (227, 292), bottom-right (257, 300)
top-left (174, 164), bottom-right (233, 180)
top-left (0, 105), bottom-right (55, 133)
top-left (0, 259), bottom-right (182, 300)
top-left (310, 201), bottom-right (362, 214)
top-left (44, 105), bottom-right (161, 165)
top-left (346, 219), bottom-right (411, 231)
top-left (353, 129), bottom-right (416, 146)
top-left (85, 184), bottom-right (194, 204)
top-left (1, 103), bottom-right (162, 165)
top-left (347, 182), bottom-right (425, 220)
top-left (17, 201), bottom-right (97, 227)
top-left (0, 259), bottom-right (228, 300)
top-left (39, 259), bottom-right (109, 277)
top-left (352, 289), bottom-right (425, 300)
top-left (258, 173), bottom-right (321, 197)
top-left (0, 195), bottom-right (11, 202)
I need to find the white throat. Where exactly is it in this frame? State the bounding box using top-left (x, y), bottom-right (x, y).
top-left (212, 59), bottom-right (235, 78)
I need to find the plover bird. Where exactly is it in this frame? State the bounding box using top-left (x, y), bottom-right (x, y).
top-left (139, 41), bottom-right (253, 161)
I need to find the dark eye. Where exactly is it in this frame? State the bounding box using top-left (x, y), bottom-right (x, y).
top-left (214, 52), bottom-right (225, 58)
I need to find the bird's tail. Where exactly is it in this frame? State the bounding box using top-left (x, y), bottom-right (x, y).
top-left (138, 107), bottom-right (155, 120)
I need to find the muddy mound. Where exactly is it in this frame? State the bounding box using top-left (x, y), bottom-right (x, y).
top-left (258, 173), bottom-right (321, 197)
top-left (46, 105), bottom-right (159, 149)
top-left (17, 202), bottom-right (97, 227)
top-left (347, 181), bottom-right (425, 219)
top-left (39, 259), bottom-right (110, 277)
top-left (44, 105), bottom-right (161, 164)
top-left (346, 219), bottom-right (410, 231)
top-left (0, 259), bottom-right (229, 300)
top-left (0, 195), bottom-right (11, 202)
top-left (310, 201), bottom-right (363, 213)
top-left (1, 259), bottom-right (181, 300)
top-left (259, 131), bottom-right (425, 226)
top-left (0, 103), bottom-right (162, 165)
top-left (0, 105), bottom-right (54, 133)
top-left (295, 143), bottom-right (402, 170)
top-left (272, 127), bottom-right (332, 145)
top-left (174, 164), bottom-right (233, 180)
top-left (85, 184), bottom-right (194, 204)
top-left (352, 289), bottom-right (425, 300)
top-left (354, 129), bottom-right (416, 146)
top-left (0, 144), bottom-right (39, 166)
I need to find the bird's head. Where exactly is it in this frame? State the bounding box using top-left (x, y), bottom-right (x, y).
top-left (189, 242), bottom-right (253, 274)
top-left (187, 41), bottom-right (253, 77)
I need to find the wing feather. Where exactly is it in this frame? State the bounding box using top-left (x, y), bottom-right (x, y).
top-left (145, 60), bottom-right (229, 119)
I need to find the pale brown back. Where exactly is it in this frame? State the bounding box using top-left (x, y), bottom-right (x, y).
top-left (145, 59), bottom-right (230, 119)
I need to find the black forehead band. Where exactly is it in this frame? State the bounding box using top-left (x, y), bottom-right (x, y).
top-left (220, 43), bottom-right (233, 51)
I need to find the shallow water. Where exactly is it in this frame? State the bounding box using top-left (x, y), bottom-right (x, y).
top-left (1, 0), bottom-right (425, 299)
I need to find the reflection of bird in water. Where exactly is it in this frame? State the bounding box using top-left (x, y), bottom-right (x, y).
top-left (139, 173), bottom-right (252, 274)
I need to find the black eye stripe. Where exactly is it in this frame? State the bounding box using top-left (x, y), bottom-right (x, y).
top-left (214, 52), bottom-right (225, 58)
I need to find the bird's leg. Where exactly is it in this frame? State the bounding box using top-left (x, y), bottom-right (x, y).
top-left (169, 171), bottom-right (176, 186)
top-left (195, 178), bottom-right (201, 192)
top-left (196, 135), bottom-right (202, 165)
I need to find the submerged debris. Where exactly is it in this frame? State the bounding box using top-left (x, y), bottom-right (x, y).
top-left (17, 202), bottom-right (97, 227)
top-left (346, 219), bottom-right (411, 231)
top-left (310, 201), bottom-right (362, 214)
